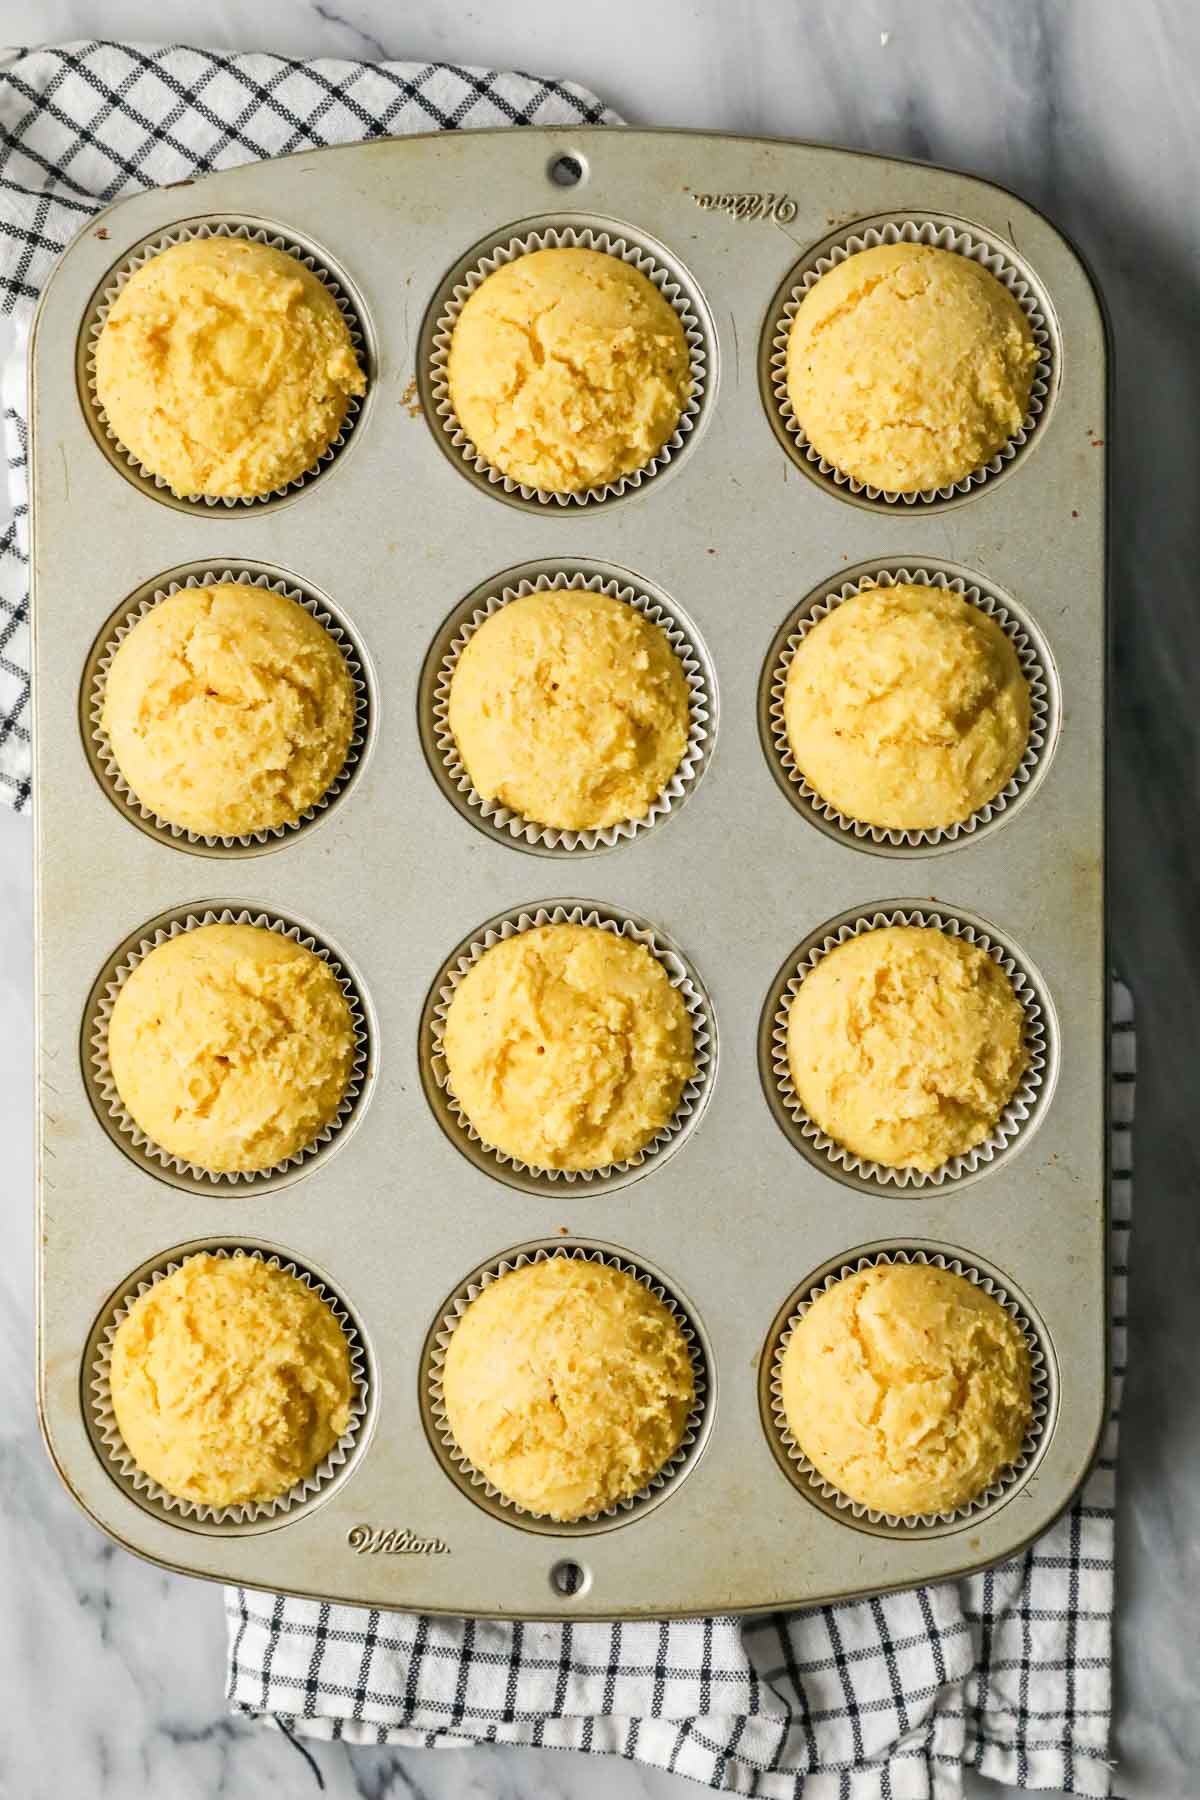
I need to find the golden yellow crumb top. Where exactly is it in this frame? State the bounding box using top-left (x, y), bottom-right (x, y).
top-left (109, 1253), bottom-right (353, 1509)
top-left (446, 247), bottom-right (690, 493)
top-left (101, 583), bottom-right (356, 839)
top-left (783, 584), bottom-right (1031, 831)
top-left (785, 243), bottom-right (1038, 492)
top-left (447, 588), bottom-right (690, 832)
top-left (442, 922), bottom-right (695, 1172)
top-left (786, 925), bottom-right (1027, 1173)
top-left (442, 1257), bottom-right (694, 1520)
top-left (107, 922), bottom-right (356, 1174)
top-left (780, 1261), bottom-right (1033, 1517)
top-left (94, 237), bottom-right (366, 498)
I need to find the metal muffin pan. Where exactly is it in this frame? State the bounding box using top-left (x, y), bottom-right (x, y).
top-left (32, 128), bottom-right (1108, 1620)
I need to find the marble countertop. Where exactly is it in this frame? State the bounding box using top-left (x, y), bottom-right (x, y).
top-left (2, 2), bottom-right (1198, 1796)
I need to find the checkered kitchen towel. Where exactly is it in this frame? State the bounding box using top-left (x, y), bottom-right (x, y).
top-left (0, 40), bottom-right (1127, 1796)
top-left (0, 38), bottom-right (615, 810)
top-left (229, 987), bottom-right (1133, 1798)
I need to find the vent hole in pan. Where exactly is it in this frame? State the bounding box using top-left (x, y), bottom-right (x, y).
top-left (550, 1558), bottom-right (590, 1595)
top-left (548, 153), bottom-right (587, 188)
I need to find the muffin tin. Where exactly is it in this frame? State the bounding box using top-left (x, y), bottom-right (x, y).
top-left (32, 127), bottom-right (1108, 1618)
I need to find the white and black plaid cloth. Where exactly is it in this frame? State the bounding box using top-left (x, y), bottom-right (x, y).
top-left (2, 41), bottom-right (1127, 1797)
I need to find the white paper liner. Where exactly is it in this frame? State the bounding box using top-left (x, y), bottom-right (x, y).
top-left (88, 907), bottom-right (369, 1186)
top-left (767, 567), bottom-right (1051, 848)
top-left (767, 219), bottom-right (1054, 504)
top-left (431, 570), bottom-right (712, 851)
top-left (770, 908), bottom-right (1048, 1189)
top-left (767, 1249), bottom-right (1049, 1528)
top-left (428, 224), bottom-right (707, 506)
top-left (429, 904), bottom-right (712, 1184)
top-left (82, 219), bottom-right (367, 506)
top-left (89, 568), bottom-right (369, 849)
top-left (427, 1243), bottom-right (707, 1526)
top-left (90, 1246), bottom-right (368, 1526)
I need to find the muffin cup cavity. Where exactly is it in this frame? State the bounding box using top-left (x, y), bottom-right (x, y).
top-left (763, 905), bottom-right (1053, 1192)
top-left (423, 220), bottom-right (710, 508)
top-left (762, 1248), bottom-right (1050, 1533)
top-left (79, 218), bottom-right (369, 510)
top-left (85, 565), bottom-right (371, 855)
top-left (85, 906), bottom-right (371, 1192)
top-left (763, 217), bottom-right (1055, 508)
top-left (762, 562), bottom-right (1056, 854)
top-left (423, 1241), bottom-right (710, 1534)
top-left (426, 565), bottom-right (714, 854)
top-left (422, 902), bottom-right (715, 1193)
top-left (88, 1244), bottom-right (370, 1530)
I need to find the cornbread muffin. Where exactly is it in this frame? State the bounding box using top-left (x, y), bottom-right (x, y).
top-left (447, 589), bottom-right (691, 832)
top-left (109, 1252), bottom-right (353, 1508)
top-left (446, 247), bottom-right (690, 493)
top-left (786, 925), bottom-right (1027, 1172)
top-left (101, 583), bottom-right (356, 838)
top-left (785, 243), bottom-right (1038, 492)
top-left (107, 923), bottom-right (356, 1173)
top-left (779, 1261), bottom-right (1033, 1516)
top-left (442, 922), bottom-right (695, 1171)
top-left (442, 1257), bottom-right (694, 1519)
top-left (783, 584), bottom-right (1031, 831)
top-left (94, 237), bottom-right (366, 498)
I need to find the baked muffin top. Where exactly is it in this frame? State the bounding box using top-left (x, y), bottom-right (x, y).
top-left (110, 1252), bottom-right (353, 1509)
top-left (785, 924), bottom-right (1027, 1172)
top-left (446, 247), bottom-right (690, 493)
top-left (782, 584), bottom-right (1031, 831)
top-left (94, 237), bottom-right (365, 498)
top-left (107, 922), bottom-right (356, 1173)
top-left (785, 243), bottom-right (1037, 492)
top-left (442, 1256), bottom-right (694, 1520)
top-left (442, 922), bottom-right (695, 1172)
top-left (102, 583), bottom-right (356, 838)
top-left (447, 588), bottom-right (690, 832)
top-left (779, 1260), bottom-right (1033, 1517)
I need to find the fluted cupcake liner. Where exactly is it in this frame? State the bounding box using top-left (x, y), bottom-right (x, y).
top-left (88, 567), bottom-right (370, 851)
top-left (87, 907), bottom-right (370, 1188)
top-left (766, 1248), bottom-right (1049, 1530)
top-left (766, 218), bottom-right (1054, 505)
top-left (428, 903), bottom-right (713, 1186)
top-left (427, 223), bottom-right (708, 507)
top-left (426, 1243), bottom-right (708, 1530)
top-left (82, 219), bottom-right (367, 506)
top-left (431, 569), bottom-right (712, 852)
top-left (766, 565), bottom-right (1053, 850)
top-left (769, 907), bottom-right (1049, 1190)
top-left (89, 1245), bottom-right (369, 1528)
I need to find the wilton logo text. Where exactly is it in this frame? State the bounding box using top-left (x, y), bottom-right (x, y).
top-left (347, 1525), bottom-right (450, 1556)
top-left (692, 191), bottom-right (798, 224)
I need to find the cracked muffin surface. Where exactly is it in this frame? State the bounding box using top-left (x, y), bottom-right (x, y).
top-left (779, 1261), bottom-right (1033, 1516)
top-left (785, 924), bottom-right (1028, 1173)
top-left (94, 237), bottom-right (366, 499)
top-left (101, 582), bottom-right (356, 838)
top-left (785, 242), bottom-right (1038, 492)
top-left (107, 922), bottom-right (356, 1173)
top-left (109, 1252), bottom-right (354, 1508)
top-left (445, 246), bottom-right (691, 493)
top-left (442, 1256), bottom-right (695, 1520)
top-left (447, 587), bottom-right (691, 832)
top-left (442, 922), bottom-right (695, 1172)
top-left (782, 583), bottom-right (1031, 831)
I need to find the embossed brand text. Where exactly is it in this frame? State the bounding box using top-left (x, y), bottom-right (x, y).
top-left (692, 191), bottom-right (797, 224)
top-left (348, 1524), bottom-right (450, 1556)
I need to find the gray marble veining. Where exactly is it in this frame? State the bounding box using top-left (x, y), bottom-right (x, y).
top-left (1, 2), bottom-right (1197, 1796)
